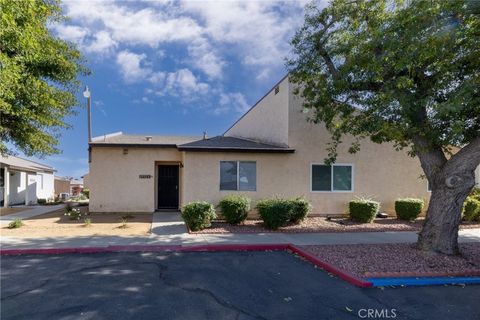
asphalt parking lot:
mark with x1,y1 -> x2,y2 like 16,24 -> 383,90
1,250 -> 479,320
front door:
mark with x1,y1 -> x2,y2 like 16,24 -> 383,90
157,165 -> 179,209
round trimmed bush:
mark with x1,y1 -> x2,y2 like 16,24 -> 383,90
349,200 -> 379,223
463,198 -> 480,222
289,197 -> 311,223
256,199 -> 292,230
181,201 -> 216,231
395,198 -> 424,220
219,195 -> 251,224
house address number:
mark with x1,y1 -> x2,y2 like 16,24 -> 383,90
139,174 -> 152,179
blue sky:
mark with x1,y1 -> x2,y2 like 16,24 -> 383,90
20,0 -> 312,178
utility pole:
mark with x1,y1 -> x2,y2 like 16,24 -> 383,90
83,86 -> 92,142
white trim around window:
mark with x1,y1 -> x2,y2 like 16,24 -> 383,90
310,163 -> 355,193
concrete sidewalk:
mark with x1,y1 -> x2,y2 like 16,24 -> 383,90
1,211 -> 479,249
0,204 -> 65,225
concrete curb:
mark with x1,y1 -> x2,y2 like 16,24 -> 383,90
287,244 -> 373,288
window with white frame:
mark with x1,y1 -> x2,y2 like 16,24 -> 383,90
311,164 -> 353,192
220,161 -> 256,191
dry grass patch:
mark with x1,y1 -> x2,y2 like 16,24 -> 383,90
1,207 -> 152,237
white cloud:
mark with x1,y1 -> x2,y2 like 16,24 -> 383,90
116,50 -> 152,83
142,96 -> 154,104
217,92 -> 250,114
187,38 -> 225,79
182,1 -> 305,75
155,68 -> 210,97
84,31 -> 117,54
54,25 -> 88,43
63,1 -> 202,47
59,1 -> 306,80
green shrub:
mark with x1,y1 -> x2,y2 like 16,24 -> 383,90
84,218 -> 92,226
219,195 -> 250,224
395,198 -> 424,220
82,188 -> 90,199
181,201 -> 217,231
289,197 -> 311,223
119,217 -> 128,228
37,198 -> 47,205
256,198 -> 292,230
463,198 -> 480,222
8,219 -> 24,229
64,206 -> 83,220
349,199 -> 380,223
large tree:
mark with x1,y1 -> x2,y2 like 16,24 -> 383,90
0,0 -> 88,156
288,0 -> 480,254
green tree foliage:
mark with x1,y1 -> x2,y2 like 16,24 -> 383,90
0,0 -> 89,156
288,0 -> 480,254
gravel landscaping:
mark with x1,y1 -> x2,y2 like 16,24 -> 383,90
191,217 -> 480,234
298,242 -> 480,279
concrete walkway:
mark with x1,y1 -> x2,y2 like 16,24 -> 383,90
0,204 -> 65,225
1,211 -> 479,250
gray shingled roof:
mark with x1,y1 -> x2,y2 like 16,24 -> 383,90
90,132 -> 201,147
177,136 -> 294,153
0,155 -> 55,173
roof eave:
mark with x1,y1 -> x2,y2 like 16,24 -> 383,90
177,147 -> 295,153
89,143 -> 179,148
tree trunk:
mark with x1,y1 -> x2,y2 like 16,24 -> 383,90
417,177 -> 474,255
414,136 -> 480,255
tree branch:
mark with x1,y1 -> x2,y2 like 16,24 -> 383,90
445,136 -> 480,174
412,135 -> 448,179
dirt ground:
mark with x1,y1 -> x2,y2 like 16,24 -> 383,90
0,207 -> 34,216
1,207 -> 152,237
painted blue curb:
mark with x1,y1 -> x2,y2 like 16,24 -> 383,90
367,276 -> 480,287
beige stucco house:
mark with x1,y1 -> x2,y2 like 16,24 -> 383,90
88,76 -> 479,215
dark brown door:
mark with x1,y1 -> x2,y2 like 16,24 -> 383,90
157,165 -> 179,209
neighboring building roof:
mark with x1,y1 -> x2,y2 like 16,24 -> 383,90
177,136 -> 295,153
0,154 -> 55,173
70,179 -> 83,186
89,132 -> 201,147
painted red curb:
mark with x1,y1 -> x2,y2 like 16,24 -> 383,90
287,244 -> 373,288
